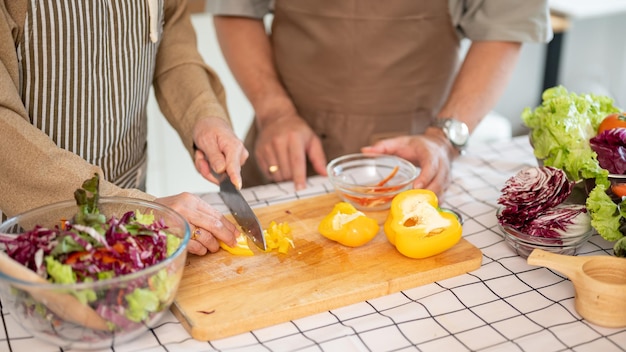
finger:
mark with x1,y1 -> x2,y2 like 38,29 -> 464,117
265,157 -> 286,182
154,193 -> 238,254
192,209 -> 239,247
187,239 -> 208,256
257,151 -> 279,181
224,161 -> 243,189
170,193 -> 238,246
275,133 -> 306,183
254,138 -> 279,180
194,150 -> 220,184
413,160 -> 435,190
202,145 -> 228,174
288,141 -> 308,191
228,146 -> 250,188
307,138 -> 328,176
190,226 -> 220,253
435,164 -> 452,198
417,159 -> 448,196
221,141 -> 248,186
361,140 -> 395,154
272,137 -> 292,181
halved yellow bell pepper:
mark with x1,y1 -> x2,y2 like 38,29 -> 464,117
384,189 -> 462,259
220,233 -> 254,256
318,202 -> 380,247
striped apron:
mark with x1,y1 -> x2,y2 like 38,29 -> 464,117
18,0 -> 163,190
241,0 -> 460,187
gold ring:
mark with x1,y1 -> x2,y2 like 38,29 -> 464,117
191,227 -> 201,240
268,165 -> 279,173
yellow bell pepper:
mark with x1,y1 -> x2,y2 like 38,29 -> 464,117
220,221 -> 295,256
384,189 -> 462,259
264,221 -> 295,254
220,233 -> 254,256
318,202 -> 380,247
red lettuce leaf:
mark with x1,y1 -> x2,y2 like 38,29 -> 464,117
589,127 -> 626,174
497,166 -> 574,230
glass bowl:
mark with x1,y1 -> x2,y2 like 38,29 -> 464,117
496,207 -> 594,258
0,197 -> 190,350
327,153 -> 419,211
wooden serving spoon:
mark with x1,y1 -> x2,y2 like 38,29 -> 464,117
527,248 -> 626,328
0,251 -> 109,331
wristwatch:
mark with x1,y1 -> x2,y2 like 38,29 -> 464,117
431,117 -> 469,151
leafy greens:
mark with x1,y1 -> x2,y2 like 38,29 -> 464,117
0,173 -> 182,329
522,85 -> 618,183
522,86 -> 625,253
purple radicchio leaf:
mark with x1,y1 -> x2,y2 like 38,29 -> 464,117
497,166 -> 574,230
589,127 -> 626,174
523,204 -> 591,244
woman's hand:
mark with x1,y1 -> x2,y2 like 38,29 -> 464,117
155,193 -> 239,256
193,117 -> 249,189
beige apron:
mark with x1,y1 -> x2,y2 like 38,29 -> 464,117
242,0 -> 460,188
18,0 -> 162,190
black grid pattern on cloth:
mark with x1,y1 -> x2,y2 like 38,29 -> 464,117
1,136 -> 625,352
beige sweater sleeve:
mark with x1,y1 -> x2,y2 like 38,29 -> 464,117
0,0 -> 229,217
153,0 -> 231,157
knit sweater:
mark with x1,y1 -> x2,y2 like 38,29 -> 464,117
0,0 -> 230,217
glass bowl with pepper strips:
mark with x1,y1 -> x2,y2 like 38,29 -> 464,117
327,153 -> 419,211
0,175 -> 190,350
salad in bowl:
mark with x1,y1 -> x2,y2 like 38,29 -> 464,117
0,174 -> 190,349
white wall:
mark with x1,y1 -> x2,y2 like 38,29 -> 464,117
493,12 -> 626,136
559,14 -> 626,107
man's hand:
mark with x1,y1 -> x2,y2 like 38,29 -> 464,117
255,113 -> 327,190
361,129 -> 456,198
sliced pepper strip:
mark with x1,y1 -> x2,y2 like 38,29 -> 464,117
318,202 -> 380,247
219,233 -> 254,256
384,189 -> 462,259
220,221 -> 295,256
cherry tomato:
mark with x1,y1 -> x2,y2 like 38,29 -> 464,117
598,112 -> 626,134
611,183 -> 626,198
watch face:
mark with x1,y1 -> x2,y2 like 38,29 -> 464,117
444,119 -> 469,147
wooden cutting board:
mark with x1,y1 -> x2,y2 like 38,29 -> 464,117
170,193 -> 482,341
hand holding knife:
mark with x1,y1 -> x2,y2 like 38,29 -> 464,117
211,170 -> 267,251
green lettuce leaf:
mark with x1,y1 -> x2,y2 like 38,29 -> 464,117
522,86 -> 620,181
150,269 -> 176,302
45,256 -> 76,284
166,233 -> 181,257
586,183 -> 624,242
125,288 -> 160,322
135,210 -> 155,226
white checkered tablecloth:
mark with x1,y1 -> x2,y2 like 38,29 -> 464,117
2,136 -> 625,352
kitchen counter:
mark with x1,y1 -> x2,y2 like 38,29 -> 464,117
2,136 -> 624,352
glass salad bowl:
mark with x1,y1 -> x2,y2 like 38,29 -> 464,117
327,153 -> 419,211
496,207 -> 595,258
0,197 -> 190,350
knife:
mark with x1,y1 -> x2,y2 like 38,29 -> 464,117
215,172 -> 267,251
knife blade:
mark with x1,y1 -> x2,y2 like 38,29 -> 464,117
216,174 -> 267,251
